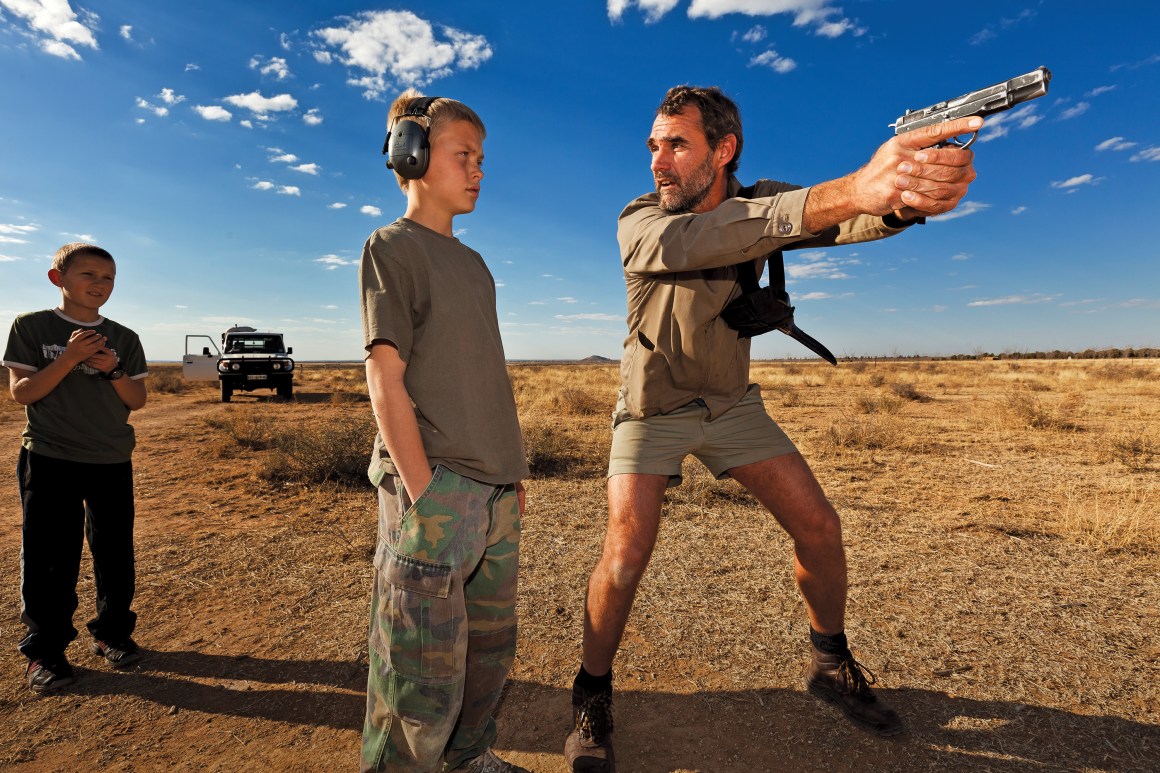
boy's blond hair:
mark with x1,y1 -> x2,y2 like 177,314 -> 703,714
52,242 -> 115,273
386,89 -> 486,191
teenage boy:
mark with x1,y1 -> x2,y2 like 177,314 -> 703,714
359,90 -> 530,773
3,242 -> 148,693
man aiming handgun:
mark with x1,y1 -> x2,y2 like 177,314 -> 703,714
564,86 -> 984,772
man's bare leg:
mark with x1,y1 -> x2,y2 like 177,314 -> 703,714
730,451 -> 903,736
581,472 -> 668,675
567,472 -> 668,772
728,452 -> 846,634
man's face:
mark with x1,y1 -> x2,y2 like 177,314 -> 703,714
648,106 -> 720,214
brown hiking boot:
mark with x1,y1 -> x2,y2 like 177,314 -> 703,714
564,690 -> 615,772
806,649 -> 903,736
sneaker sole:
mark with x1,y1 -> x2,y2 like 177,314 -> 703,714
808,681 -> 904,737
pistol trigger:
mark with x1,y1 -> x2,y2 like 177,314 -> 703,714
941,132 -> 978,150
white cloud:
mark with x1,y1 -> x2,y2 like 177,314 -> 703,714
252,181 -> 275,190
929,201 -> 991,221
135,97 -> 168,117
222,91 -> 298,117
360,205 -> 382,217
270,152 -> 299,163
315,254 -> 356,270
0,253 -> 22,262
239,120 -> 253,129
0,223 -> 40,237
1096,136 -> 1137,152
741,24 -> 766,42
290,163 -> 320,175
557,297 -> 578,304
119,25 -> 132,41
951,252 -> 970,261
303,108 -> 323,126
313,10 -> 493,99
554,313 -> 623,321
977,104 -> 1041,142
328,202 -> 347,209
608,0 -> 680,23
185,63 -> 200,72
277,186 -> 300,196
194,105 -> 232,121
786,257 -> 853,280
1085,85 -> 1115,98
158,88 -> 185,105
686,1 -> 865,37
1,0 -> 99,59
1130,146 -> 1160,163
749,49 -> 796,73
250,55 -> 291,81
1058,101 -> 1090,120
968,293 -> 1057,307
1051,174 -> 1098,190
1011,206 -> 1027,215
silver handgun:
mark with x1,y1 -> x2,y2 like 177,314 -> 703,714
892,66 -> 1052,148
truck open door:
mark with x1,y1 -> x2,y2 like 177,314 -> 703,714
183,335 -> 221,381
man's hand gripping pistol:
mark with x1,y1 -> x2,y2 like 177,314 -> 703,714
892,66 -> 1052,149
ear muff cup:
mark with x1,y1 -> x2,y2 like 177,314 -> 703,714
386,119 -> 430,180
383,96 -> 440,181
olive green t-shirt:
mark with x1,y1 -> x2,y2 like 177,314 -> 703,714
359,218 -> 528,487
2,309 -> 148,464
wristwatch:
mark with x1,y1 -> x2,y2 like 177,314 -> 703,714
101,366 -> 126,381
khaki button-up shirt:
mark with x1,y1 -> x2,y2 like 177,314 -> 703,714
613,175 -> 913,424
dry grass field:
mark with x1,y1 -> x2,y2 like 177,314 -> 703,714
0,359 -> 1157,771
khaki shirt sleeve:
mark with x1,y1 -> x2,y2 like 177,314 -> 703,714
618,185 -> 816,276
617,177 -> 920,275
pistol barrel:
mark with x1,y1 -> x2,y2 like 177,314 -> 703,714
893,66 -> 1052,135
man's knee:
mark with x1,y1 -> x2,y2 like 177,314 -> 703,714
595,545 -> 651,592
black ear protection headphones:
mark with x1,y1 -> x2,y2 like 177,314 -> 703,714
382,96 -> 441,180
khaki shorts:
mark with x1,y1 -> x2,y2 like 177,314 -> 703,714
608,384 -> 797,487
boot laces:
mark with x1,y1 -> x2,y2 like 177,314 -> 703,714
837,656 -> 878,699
576,692 -> 614,742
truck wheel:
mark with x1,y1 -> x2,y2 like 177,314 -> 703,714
221,382 -> 232,403
277,381 -> 293,400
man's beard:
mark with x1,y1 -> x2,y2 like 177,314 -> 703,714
656,153 -> 717,213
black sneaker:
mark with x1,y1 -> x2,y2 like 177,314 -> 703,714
91,638 -> 142,668
27,656 -> 75,694
806,648 -> 903,736
564,689 -> 615,772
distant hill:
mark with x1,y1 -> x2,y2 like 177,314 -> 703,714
579,355 -> 616,363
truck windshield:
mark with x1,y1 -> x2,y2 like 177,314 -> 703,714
227,336 -> 284,354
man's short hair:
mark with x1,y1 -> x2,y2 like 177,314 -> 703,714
386,89 -> 487,191
52,243 -> 115,273
657,85 -> 744,175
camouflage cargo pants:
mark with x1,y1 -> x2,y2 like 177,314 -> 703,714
361,465 -> 521,773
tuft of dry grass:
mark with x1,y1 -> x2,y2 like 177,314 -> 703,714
999,388 -> 1085,431
1061,481 -> 1158,552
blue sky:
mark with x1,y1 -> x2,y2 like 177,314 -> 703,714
1,1 -> 1157,361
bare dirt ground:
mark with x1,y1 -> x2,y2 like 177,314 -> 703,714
1,359 -> 1157,772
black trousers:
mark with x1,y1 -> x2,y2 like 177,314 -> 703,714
17,447 -> 137,660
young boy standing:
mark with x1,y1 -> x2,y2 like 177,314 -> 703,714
359,91 -> 530,773
3,242 -> 148,693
